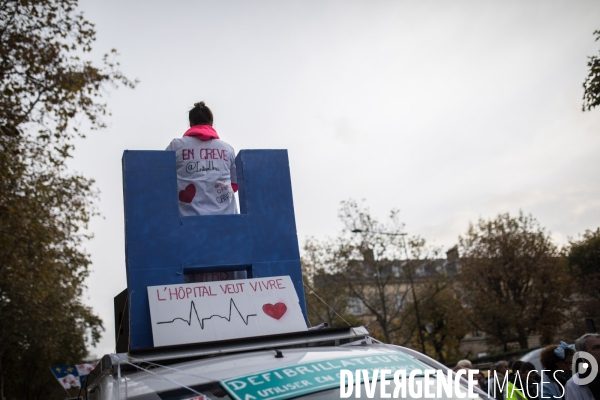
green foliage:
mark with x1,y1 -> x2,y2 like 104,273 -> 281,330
567,228 -> 600,285
0,0 -> 135,165
566,228 -> 600,327
583,30 -> 600,111
403,279 -> 468,364
0,135 -> 103,398
0,0 -> 135,398
457,212 -> 572,351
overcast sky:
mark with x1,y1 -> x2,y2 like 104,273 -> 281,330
71,0 -> 600,357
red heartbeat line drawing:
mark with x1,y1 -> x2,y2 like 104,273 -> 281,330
156,298 -> 257,329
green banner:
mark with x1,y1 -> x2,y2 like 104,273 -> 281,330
220,353 -> 428,400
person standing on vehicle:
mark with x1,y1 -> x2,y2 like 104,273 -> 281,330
538,342 -> 575,400
166,101 -> 238,216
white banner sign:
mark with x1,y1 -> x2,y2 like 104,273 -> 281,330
147,276 -> 307,347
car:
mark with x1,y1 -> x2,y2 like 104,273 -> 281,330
85,326 -> 492,400
104,149 -> 493,399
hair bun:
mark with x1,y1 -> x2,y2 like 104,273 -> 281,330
193,101 -> 206,108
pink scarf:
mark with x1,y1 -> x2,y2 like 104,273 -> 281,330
183,125 -> 219,140
182,124 -> 237,193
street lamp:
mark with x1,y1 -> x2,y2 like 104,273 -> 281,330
351,229 -> 427,355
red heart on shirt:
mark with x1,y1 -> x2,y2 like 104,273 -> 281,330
178,184 -> 196,203
262,303 -> 287,320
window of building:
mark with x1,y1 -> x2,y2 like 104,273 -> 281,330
347,297 -> 365,315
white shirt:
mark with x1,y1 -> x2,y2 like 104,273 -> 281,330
565,374 -> 594,400
166,136 -> 238,216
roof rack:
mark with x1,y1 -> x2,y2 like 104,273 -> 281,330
91,326 -> 370,382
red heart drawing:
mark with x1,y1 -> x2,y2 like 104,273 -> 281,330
262,303 -> 287,320
178,184 -> 196,203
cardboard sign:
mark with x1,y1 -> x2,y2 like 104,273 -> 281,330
123,150 -> 307,350
147,276 -> 307,347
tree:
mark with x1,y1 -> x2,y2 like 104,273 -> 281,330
332,200 -> 418,345
302,200 -> 476,362
302,238 -> 362,328
302,200 -> 435,349
457,212 -> 572,351
302,200 -> 468,361
0,137 -> 105,398
1,0 -> 134,159
402,273 -> 468,364
566,228 -> 600,330
583,30 -> 600,111
301,200 -> 412,343
0,0 -> 134,397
